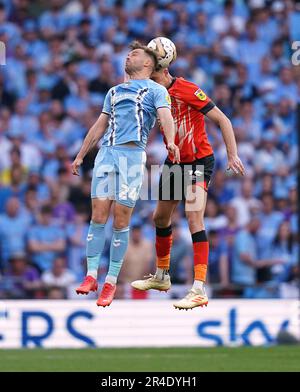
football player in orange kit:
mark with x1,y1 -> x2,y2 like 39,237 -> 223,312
131,69 -> 245,310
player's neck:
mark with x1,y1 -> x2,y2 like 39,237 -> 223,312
128,71 -> 149,80
166,75 -> 175,89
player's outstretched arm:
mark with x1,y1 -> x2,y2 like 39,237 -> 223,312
206,106 -> 245,176
71,113 -> 109,176
157,107 -> 180,163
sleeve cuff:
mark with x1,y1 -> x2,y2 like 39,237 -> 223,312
102,111 -> 110,115
200,101 -> 215,115
156,105 -> 171,110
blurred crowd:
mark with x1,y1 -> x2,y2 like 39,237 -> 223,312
0,0 -> 299,300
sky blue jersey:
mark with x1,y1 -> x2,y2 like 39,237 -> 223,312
101,79 -> 171,149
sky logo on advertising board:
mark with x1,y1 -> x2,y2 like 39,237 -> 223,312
197,308 -> 289,346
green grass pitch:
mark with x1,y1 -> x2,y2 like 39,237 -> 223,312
1,346 -> 300,372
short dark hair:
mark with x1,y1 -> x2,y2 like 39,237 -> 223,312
129,40 -> 159,71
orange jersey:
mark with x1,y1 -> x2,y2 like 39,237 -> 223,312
165,77 -> 215,162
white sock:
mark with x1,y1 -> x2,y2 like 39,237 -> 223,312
105,275 -> 117,285
87,271 -> 97,279
192,280 -> 204,292
155,268 -> 169,280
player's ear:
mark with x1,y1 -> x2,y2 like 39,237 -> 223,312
144,57 -> 151,69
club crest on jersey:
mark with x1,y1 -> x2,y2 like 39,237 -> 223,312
194,88 -> 207,101
166,94 -> 171,105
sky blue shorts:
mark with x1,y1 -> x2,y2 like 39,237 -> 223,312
91,145 -> 146,208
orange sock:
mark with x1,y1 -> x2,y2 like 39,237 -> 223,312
192,231 -> 209,282
155,226 -> 172,270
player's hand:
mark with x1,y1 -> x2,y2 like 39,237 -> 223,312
227,155 -> 245,176
167,143 -> 180,163
71,156 -> 83,176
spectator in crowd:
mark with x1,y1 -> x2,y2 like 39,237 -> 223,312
232,99 -> 262,144
0,146 -> 27,185
204,197 -> 227,232
254,131 -> 285,174
232,216 -> 284,298
255,172 -> 274,198
0,197 -> 31,269
220,204 -> 240,241
169,224 -> 192,285
270,221 -> 298,285
46,286 -> 66,299
0,163 -> 27,210
219,204 -> 240,287
24,169 -> 51,205
119,223 -> 154,298
89,58 -> 116,94
209,169 -> 235,206
2,253 -> 41,299
41,256 -> 76,293
3,128 -> 42,171
23,186 -> 40,222
257,193 -> 284,258
9,98 -> 39,143
68,173 -> 92,217
288,186 -> 298,237
27,205 -> 66,272
207,230 -> 229,290
230,178 -> 261,227
51,169 -> 76,227
66,206 -> 89,281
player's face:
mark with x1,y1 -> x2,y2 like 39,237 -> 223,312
125,49 -> 147,74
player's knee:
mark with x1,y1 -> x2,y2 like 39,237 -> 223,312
153,211 -> 169,228
113,208 -> 131,229
113,216 -> 129,229
91,211 -> 108,225
185,211 -> 205,232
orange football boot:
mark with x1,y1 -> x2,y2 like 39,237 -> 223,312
96,282 -> 116,307
76,276 -> 98,295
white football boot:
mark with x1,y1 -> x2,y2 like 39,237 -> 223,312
173,287 -> 208,310
131,273 -> 171,292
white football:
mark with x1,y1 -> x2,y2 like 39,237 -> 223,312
147,37 -> 177,69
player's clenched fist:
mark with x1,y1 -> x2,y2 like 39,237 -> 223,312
167,143 -> 180,164
71,156 -> 83,176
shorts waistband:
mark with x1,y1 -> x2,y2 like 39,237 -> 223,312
104,145 -> 144,152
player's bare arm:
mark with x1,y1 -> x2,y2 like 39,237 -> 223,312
71,113 -> 109,176
205,106 -> 245,176
240,253 -> 283,269
157,107 -> 180,163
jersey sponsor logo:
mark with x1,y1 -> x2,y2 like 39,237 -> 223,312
112,92 -> 137,104
194,88 -> 207,101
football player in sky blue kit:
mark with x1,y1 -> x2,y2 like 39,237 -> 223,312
71,42 -> 180,307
